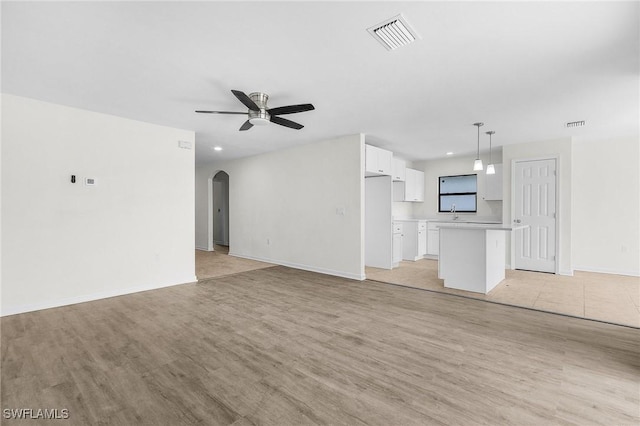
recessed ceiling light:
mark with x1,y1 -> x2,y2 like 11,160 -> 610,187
446,152 -> 454,156
213,146 -> 222,151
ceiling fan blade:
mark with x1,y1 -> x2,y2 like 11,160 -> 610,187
267,104 -> 315,116
239,120 -> 253,131
231,90 -> 260,111
195,110 -> 248,115
270,116 -> 304,130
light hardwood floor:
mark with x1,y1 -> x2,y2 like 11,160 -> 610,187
366,259 -> 640,328
2,266 -> 639,425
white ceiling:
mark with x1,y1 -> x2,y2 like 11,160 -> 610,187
2,1 -> 638,164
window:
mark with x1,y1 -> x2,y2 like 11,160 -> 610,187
439,174 -> 477,213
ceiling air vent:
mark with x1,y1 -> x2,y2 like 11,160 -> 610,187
566,120 -> 585,128
367,14 -> 419,51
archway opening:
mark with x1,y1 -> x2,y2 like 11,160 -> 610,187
212,171 -> 230,251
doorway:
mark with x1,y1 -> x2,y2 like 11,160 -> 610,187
212,171 -> 230,250
513,158 -> 557,273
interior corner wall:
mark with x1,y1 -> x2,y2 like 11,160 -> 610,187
1,94 -> 196,316
195,134 -> 365,280
572,135 -> 640,276
502,138 -> 572,275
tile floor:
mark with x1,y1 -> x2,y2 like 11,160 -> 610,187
366,259 -> 640,328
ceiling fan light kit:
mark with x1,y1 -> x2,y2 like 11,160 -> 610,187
196,89 -> 314,131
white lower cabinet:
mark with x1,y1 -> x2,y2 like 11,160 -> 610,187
392,222 -> 403,267
398,220 -> 427,261
418,227 -> 427,257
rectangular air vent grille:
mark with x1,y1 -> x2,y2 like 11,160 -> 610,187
566,120 -> 585,128
367,14 -> 419,51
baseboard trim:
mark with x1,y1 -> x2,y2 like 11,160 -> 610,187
1,276 -> 198,317
229,252 -> 365,281
195,245 -> 210,251
572,265 -> 639,277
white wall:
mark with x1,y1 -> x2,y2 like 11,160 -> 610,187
1,95 -> 196,315
503,138 -> 572,275
392,200 -> 413,219
195,134 -> 365,280
411,153 -> 503,221
572,136 -> 639,276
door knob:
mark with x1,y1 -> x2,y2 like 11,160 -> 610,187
514,219 -> 521,223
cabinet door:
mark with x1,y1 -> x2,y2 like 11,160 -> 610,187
392,158 -> 406,181
404,170 -> 415,200
377,148 -> 393,175
413,169 -> 425,202
415,171 -> 424,201
365,145 -> 379,175
401,222 -> 418,261
365,145 -> 392,176
418,229 -> 427,256
404,169 -> 425,202
393,232 -> 402,263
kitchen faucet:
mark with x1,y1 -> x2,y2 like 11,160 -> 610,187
451,204 -> 459,220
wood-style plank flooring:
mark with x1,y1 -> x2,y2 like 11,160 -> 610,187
2,266 -> 639,425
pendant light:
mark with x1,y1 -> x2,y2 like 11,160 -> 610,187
473,122 -> 484,171
485,130 -> 496,175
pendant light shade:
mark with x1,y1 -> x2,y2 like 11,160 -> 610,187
486,130 -> 495,175
473,122 -> 484,171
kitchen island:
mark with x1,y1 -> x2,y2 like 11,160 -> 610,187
437,223 -> 526,294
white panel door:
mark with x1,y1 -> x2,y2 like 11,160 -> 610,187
514,159 -> 557,273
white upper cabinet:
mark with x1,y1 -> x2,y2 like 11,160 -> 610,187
365,144 -> 393,177
394,168 -> 424,202
409,169 -> 425,202
392,158 -> 406,182
484,163 -> 503,201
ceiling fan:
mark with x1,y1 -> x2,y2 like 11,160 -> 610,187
196,90 -> 315,131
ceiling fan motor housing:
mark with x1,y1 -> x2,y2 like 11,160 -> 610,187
248,92 -> 270,125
